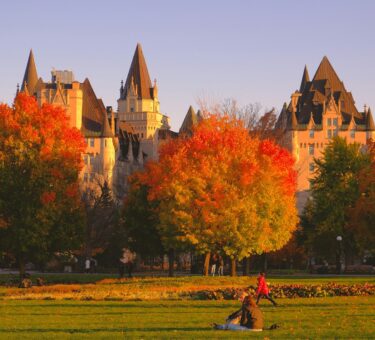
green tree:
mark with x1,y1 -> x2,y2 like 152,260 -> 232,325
303,137 -> 371,266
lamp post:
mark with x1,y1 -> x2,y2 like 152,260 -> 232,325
336,236 -> 342,274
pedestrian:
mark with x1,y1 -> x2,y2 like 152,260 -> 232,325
85,258 -> 90,274
256,272 -> 277,306
218,256 -> 224,276
211,254 -> 217,276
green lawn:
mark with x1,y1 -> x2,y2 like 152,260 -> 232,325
0,296 -> 374,339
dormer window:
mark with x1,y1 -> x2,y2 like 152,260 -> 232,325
350,129 -> 355,139
130,107 -> 134,112
327,118 -> 332,126
309,130 -> 314,138
333,118 -> 338,127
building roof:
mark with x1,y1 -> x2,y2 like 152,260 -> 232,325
179,106 -> 198,135
123,43 -> 153,100
21,50 -> 38,95
299,65 -> 310,92
366,108 -> 375,131
80,78 -> 112,138
278,56 -> 366,129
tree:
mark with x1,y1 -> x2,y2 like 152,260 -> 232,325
349,140 -> 375,253
81,178 -> 119,260
302,137 -> 371,266
0,94 -> 85,276
122,178 -> 165,259
133,115 -> 298,276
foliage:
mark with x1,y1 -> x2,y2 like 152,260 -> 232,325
302,137 -> 371,260
0,94 -> 85,273
349,140 -> 375,253
121,181 -> 164,258
81,179 -> 119,258
133,115 -> 298,262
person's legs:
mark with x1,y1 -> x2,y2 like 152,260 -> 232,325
225,324 -> 262,331
256,294 -> 262,304
264,294 -> 277,306
211,264 -> 216,276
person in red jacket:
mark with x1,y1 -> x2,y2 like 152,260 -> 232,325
256,272 -> 277,306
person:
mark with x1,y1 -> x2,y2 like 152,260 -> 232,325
122,249 -> 136,278
84,258 -> 90,273
256,272 -> 277,306
213,295 -> 264,331
211,254 -> 217,276
218,256 -> 224,276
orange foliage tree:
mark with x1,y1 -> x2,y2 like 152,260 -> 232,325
0,94 -> 86,276
132,115 -> 298,276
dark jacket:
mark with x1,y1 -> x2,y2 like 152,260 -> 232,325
240,305 -> 264,329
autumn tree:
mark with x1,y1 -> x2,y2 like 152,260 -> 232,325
302,137 -> 371,266
0,94 -> 85,276
133,115 -> 298,276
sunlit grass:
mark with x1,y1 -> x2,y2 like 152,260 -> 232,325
0,296 -> 374,339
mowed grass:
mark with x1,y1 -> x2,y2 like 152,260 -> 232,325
0,296 -> 374,339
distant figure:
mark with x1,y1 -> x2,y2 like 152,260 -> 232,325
85,258 -> 91,274
218,256 -> 224,276
121,249 -> 136,278
214,295 -> 264,331
211,254 -> 217,276
256,272 -> 277,306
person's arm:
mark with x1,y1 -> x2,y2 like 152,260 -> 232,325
227,308 -> 242,320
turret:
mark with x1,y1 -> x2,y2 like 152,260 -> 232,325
21,50 -> 38,96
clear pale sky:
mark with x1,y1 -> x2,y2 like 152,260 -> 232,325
1,0 -> 374,130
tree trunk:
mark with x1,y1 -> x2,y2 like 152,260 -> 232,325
243,257 -> 250,276
230,258 -> 237,277
168,248 -> 175,277
263,253 -> 268,272
19,257 -> 25,279
203,252 -> 211,276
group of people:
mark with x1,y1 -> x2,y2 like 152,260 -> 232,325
213,272 -> 278,332
210,254 -> 224,276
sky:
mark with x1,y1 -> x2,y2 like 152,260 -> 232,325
1,0 -> 375,130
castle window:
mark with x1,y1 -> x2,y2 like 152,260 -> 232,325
327,129 -> 332,138
130,107 -> 134,112
303,143 -> 306,148
309,144 -> 314,155
327,118 -> 332,127
309,163 -> 315,172
90,138 -> 94,147
89,155 -> 94,164
333,118 -> 338,127
84,173 -> 88,182
309,130 -> 314,138
350,129 -> 355,139
84,155 -> 88,165
141,133 -> 144,138
333,129 -> 338,137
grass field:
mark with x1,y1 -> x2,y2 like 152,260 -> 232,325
1,275 -> 374,301
0,296 -> 374,339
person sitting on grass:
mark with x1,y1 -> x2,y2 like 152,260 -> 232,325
213,295 -> 264,331
256,272 -> 277,306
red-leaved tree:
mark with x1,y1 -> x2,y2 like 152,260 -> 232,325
0,94 -> 86,276
131,114 -> 298,276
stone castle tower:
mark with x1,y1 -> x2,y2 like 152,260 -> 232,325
277,56 -> 375,212
117,44 -> 170,159
20,50 -> 117,190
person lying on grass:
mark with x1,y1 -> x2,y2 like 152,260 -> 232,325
213,295 -> 264,331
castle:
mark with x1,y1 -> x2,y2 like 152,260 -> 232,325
19,49 -> 375,210
276,56 -> 375,211
19,45 -> 196,200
